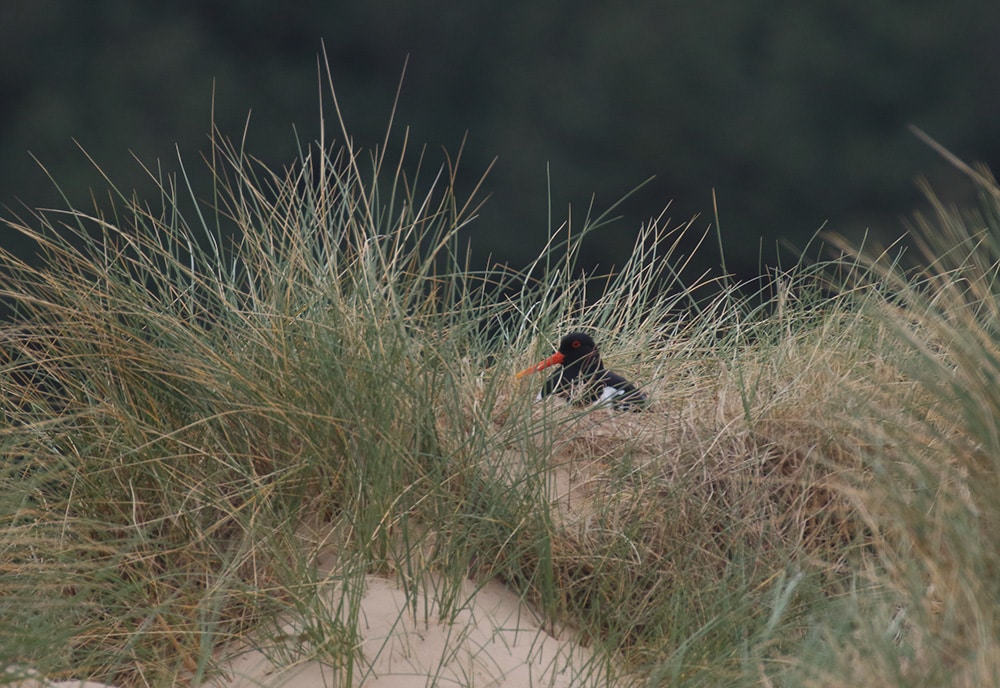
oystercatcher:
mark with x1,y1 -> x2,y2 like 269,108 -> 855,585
516,332 -> 648,411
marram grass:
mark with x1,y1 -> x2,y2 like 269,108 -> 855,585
2,88 -> 1000,686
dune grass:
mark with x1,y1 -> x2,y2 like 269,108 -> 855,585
2,76 -> 1000,686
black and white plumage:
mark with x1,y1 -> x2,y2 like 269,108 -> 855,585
516,332 -> 648,411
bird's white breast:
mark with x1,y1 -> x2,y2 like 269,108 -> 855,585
595,386 -> 625,405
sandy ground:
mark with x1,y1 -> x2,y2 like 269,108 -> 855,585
10,573 -> 611,688
211,574 -> 610,688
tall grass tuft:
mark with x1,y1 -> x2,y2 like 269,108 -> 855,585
800,168 -> 1000,687
0,91 -> 506,682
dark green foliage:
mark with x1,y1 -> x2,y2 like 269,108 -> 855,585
2,2 -> 999,280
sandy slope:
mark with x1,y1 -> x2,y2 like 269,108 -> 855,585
212,575 -> 610,688
10,574 -> 612,688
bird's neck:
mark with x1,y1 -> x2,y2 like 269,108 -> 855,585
567,353 -> 602,376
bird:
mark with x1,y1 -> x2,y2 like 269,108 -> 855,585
516,331 -> 648,411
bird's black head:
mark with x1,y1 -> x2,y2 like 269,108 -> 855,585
557,331 -> 599,368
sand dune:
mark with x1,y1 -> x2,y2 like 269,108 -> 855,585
11,573 -> 614,688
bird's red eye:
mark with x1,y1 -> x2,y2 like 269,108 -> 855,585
571,340 -> 582,349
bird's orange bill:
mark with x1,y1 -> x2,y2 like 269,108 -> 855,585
515,351 -> 565,379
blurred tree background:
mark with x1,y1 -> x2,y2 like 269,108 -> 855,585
2,0 -> 998,281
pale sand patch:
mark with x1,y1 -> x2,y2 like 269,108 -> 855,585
211,575 -> 616,688
10,575 -> 617,688
4,665 -> 118,688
